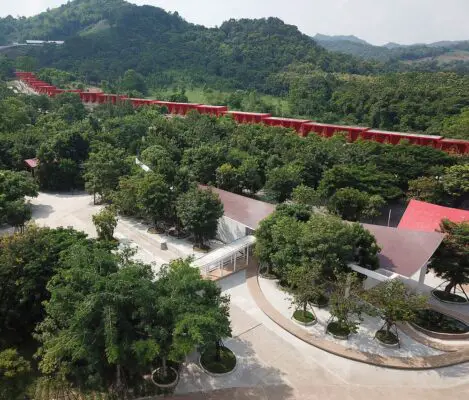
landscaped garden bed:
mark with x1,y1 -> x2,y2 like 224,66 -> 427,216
326,321 -> 351,340
375,329 -> 399,347
413,309 -> 469,334
199,344 -> 236,375
151,366 -> 179,388
432,290 -> 468,304
292,310 -> 317,326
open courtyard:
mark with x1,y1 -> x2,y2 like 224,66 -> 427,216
17,191 -> 469,399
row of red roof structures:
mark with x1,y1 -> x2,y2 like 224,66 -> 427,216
15,71 -> 469,154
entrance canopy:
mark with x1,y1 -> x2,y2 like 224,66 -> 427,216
193,235 -> 256,276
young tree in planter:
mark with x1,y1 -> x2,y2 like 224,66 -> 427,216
176,188 -> 224,250
364,280 -> 427,345
430,219 -> 469,302
327,272 -> 366,338
288,262 -> 327,324
154,259 -> 232,381
92,206 -> 118,242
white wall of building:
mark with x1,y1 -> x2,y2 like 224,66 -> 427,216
217,216 -> 248,244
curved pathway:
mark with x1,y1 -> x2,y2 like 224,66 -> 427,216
246,263 -> 469,369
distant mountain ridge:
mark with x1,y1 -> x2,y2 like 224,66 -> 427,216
314,34 -> 469,64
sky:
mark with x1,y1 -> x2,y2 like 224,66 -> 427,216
1,0 -> 469,45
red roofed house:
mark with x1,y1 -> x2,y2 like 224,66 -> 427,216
24,158 -> 39,177
398,199 -> 469,233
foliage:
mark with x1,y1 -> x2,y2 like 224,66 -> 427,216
443,164 -> 469,206
430,220 -> 469,293
288,262 -> 326,316
255,210 -> 379,282
264,163 -> 304,202
137,172 -> 173,228
176,188 -> 224,248
0,348 -> 31,400
364,280 -> 427,335
0,170 -> 38,228
318,164 -> 402,201
328,272 -> 366,335
0,225 -> 88,349
121,69 -> 147,96
154,259 -> 231,378
84,142 -> 131,203
407,176 -> 447,205
35,243 -> 159,392
327,188 -> 369,221
92,206 -> 118,241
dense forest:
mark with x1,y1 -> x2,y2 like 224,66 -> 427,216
1,1 -> 469,137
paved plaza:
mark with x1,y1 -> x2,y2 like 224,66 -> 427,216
23,192 -> 469,399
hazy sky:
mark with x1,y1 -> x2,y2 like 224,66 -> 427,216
1,0 -> 468,45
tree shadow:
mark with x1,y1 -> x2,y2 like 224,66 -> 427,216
176,337 -> 294,399
31,203 -> 54,219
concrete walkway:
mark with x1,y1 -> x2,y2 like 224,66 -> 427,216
176,270 -> 469,399
246,262 -> 469,369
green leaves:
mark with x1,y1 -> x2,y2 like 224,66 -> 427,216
176,188 -> 224,247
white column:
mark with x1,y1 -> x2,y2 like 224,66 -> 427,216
418,264 -> 428,285
234,253 -> 237,272
246,245 -> 250,265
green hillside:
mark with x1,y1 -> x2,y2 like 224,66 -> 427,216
0,0 -> 375,90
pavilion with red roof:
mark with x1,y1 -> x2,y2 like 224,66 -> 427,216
398,199 -> 469,233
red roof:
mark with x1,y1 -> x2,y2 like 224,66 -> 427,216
398,200 -> 469,232
24,158 -> 39,168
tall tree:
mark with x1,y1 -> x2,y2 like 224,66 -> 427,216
83,142 -> 131,204
0,226 -> 88,349
443,164 -> 469,206
430,220 -> 469,294
92,206 -> 118,241
176,188 -> 224,249
36,244 -> 159,393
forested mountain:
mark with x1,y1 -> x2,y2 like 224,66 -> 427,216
0,0 -> 375,90
315,34 -> 469,71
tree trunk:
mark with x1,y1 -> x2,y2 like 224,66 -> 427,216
162,356 -> 167,379
386,320 -> 392,334
215,340 -> 222,362
303,301 -> 307,318
445,281 -> 456,293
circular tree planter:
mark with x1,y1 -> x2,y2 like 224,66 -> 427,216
311,295 -> 329,308
292,310 -> 317,327
193,245 -> 210,253
199,345 -> 237,377
431,290 -> 468,305
148,227 -> 165,235
326,322 -> 350,340
375,330 -> 400,348
151,367 -> 179,388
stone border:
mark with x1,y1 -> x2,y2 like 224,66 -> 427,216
151,367 -> 179,388
246,263 -> 469,369
432,290 -> 469,305
198,350 -> 238,377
